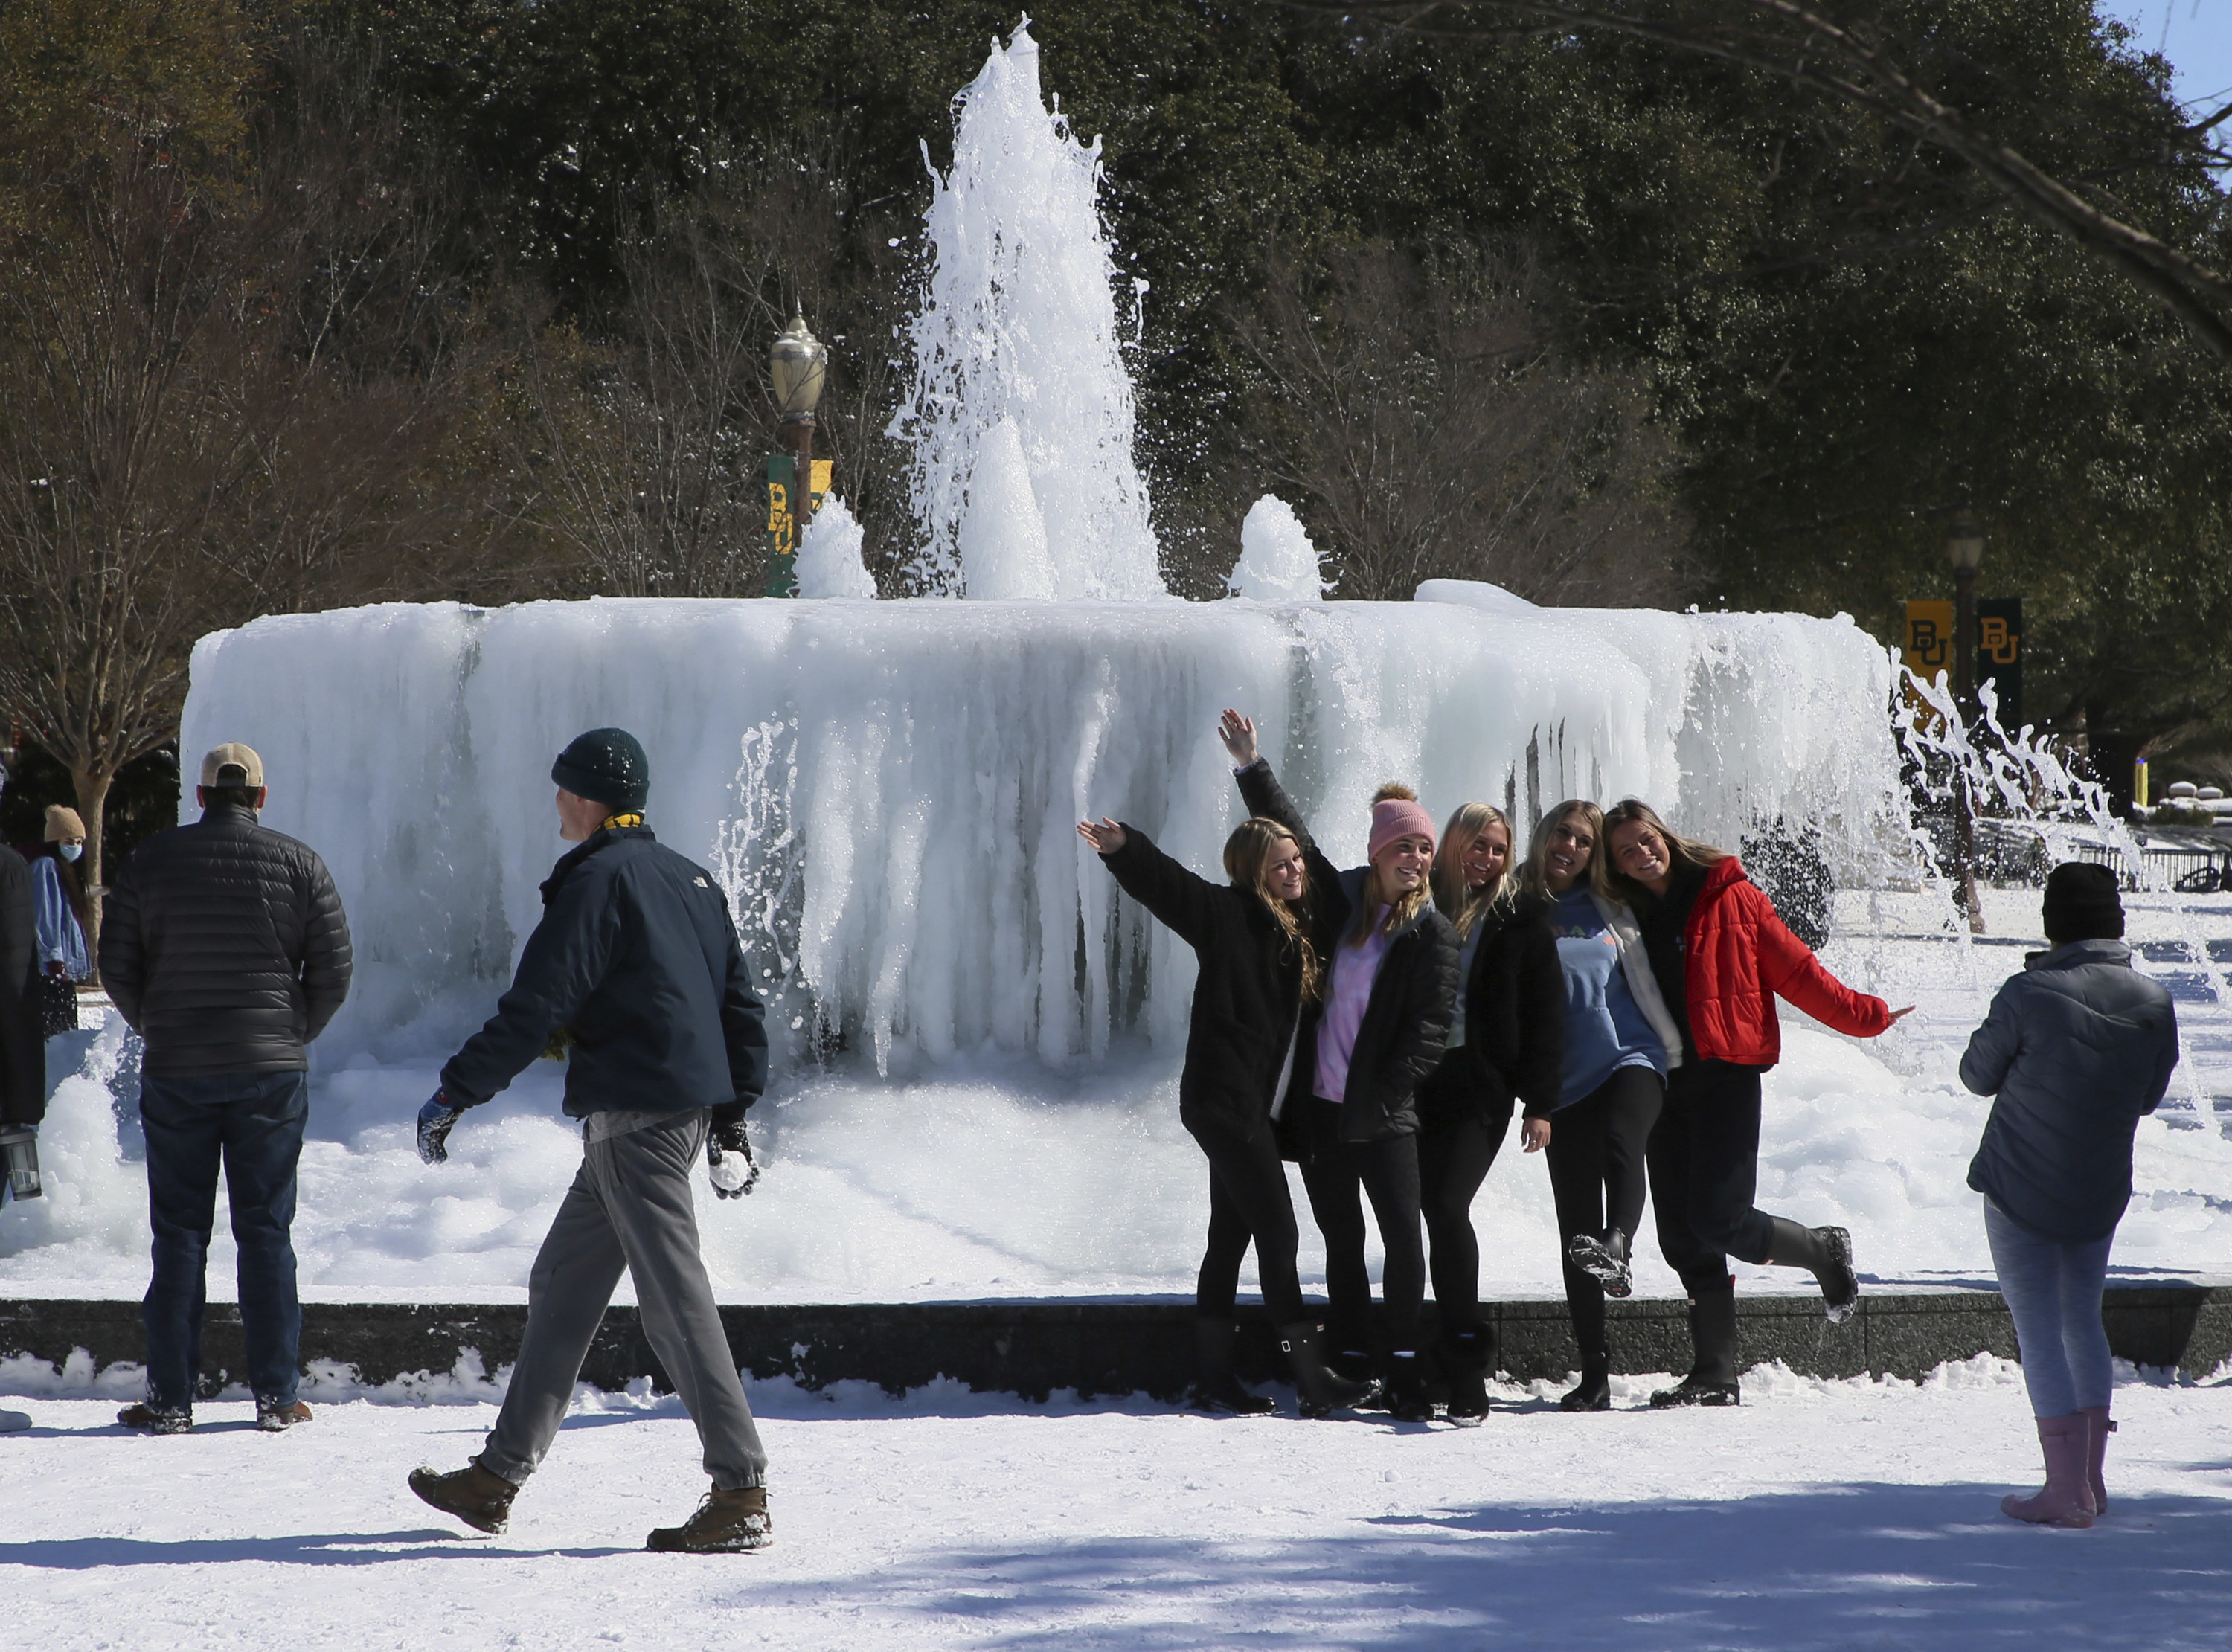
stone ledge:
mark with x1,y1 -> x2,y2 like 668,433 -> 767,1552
2,1287 -> 2223,1403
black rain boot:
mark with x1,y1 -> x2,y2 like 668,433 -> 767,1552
1386,1350 -> 1433,1423
1190,1318 -> 1276,1415
1567,1228 -> 1634,1299
1441,1325 -> 1492,1427
1277,1322 -> 1380,1418
1558,1352 -> 1612,1412
1651,1278 -> 1741,1407
1768,1218 -> 1859,1324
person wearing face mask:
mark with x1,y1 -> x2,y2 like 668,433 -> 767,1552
1600,799 -> 1910,1410
1524,800 -> 1683,1412
1219,711 -> 1459,1424
1416,803 -> 1563,1424
1080,785 -> 1374,1420
18,806 -> 92,1035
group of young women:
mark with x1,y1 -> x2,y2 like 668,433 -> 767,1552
1078,711 -> 1911,1422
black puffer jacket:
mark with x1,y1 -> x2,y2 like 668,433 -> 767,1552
440,824 -> 767,1123
0,846 -> 42,1125
1420,892 -> 1565,1128
100,801 -> 353,1076
1098,826 -> 1319,1140
1235,761 -> 1458,1147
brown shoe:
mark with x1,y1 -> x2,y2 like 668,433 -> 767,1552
646,1485 -> 772,1553
257,1399 -> 312,1432
408,1460 -> 519,1535
117,1402 -> 192,1435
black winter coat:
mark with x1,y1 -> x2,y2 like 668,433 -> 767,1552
1421,893 -> 1565,1128
1098,825 -> 1316,1140
100,802 -> 353,1076
440,824 -> 768,1123
0,846 -> 42,1125
1234,761 -> 1458,1147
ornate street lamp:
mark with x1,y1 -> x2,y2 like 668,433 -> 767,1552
1948,509 -> 1986,933
772,313 -> 827,531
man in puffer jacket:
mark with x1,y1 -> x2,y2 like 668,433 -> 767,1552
99,743 -> 353,1435
1963,861 -> 2178,1529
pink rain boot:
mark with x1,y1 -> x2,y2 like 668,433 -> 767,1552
2001,1413 -> 2096,1528
2079,1407 -> 2114,1515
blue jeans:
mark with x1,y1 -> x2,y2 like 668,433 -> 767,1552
1984,1197 -> 2114,1418
139,1070 -> 309,1410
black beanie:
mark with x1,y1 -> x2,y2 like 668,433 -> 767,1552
2041,861 -> 2123,944
551,727 -> 650,814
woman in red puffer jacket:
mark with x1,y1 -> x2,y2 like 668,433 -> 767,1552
1602,800 -> 1912,1410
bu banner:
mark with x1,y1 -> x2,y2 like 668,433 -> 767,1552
1902,597 -> 2022,729
765,454 -> 833,597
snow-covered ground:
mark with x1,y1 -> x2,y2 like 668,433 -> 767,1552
3,1357 -> 2229,1651
5,887 -> 2231,1306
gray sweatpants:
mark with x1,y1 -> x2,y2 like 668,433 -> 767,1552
480,1110 -> 767,1490
1984,1196 -> 2115,1419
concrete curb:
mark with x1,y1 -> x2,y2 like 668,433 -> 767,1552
4,1287 -> 2227,1401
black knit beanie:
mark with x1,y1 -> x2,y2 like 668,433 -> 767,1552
551,727 -> 650,814
2041,861 -> 2123,944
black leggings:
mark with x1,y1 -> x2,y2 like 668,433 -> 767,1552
1299,1112 -> 1426,1357
1415,1057 -> 1513,1341
1190,1117 -> 1307,1325
1543,1065 -> 1664,1362
1648,1059 -> 1777,1295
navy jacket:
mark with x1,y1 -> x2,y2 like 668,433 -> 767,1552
0,847 -> 42,1125
441,825 -> 767,1123
1960,939 -> 2179,1244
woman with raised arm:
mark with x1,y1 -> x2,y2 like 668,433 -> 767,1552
1525,801 -> 1682,1412
1417,803 -> 1563,1424
1601,800 -> 1911,1410
1077,804 -> 1374,1419
1219,711 -> 1459,1424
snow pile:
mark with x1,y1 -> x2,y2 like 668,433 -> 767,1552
792,497 -> 877,600
1226,495 -> 1330,600
888,19 -> 1161,600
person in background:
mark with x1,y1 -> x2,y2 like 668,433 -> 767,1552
1525,800 -> 1679,1412
1961,861 -> 2178,1529
0,785 -> 36,1433
1079,795 -> 1373,1420
22,806 -> 91,1033
409,727 -> 775,1552
1222,710 -> 1458,1423
1601,800 -> 1907,1410
99,743 -> 353,1436
1417,803 -> 1562,1424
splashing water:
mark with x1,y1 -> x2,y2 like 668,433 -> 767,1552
794,498 -> 878,600
1226,495 -> 1330,601
888,19 -> 1163,600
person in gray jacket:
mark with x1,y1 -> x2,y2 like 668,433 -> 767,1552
1960,861 -> 2178,1529
408,727 -> 772,1554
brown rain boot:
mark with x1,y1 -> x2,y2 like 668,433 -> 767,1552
257,1400 -> 313,1433
647,1485 -> 774,1553
409,1459 -> 520,1535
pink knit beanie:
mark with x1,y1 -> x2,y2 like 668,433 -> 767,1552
1368,797 -> 1437,861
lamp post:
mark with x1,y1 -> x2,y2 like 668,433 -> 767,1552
1948,510 -> 1986,933
772,312 -> 827,533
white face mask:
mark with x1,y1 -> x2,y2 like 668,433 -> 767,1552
57,843 -> 83,862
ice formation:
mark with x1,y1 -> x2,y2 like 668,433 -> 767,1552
793,497 -> 877,600
888,20 -> 1162,600
1226,495 -> 1330,600
956,417 -> 1057,600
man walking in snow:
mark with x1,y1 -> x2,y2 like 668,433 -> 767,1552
100,743 -> 353,1434
408,727 -> 773,1552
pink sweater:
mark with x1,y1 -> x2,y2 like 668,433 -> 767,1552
1313,908 -> 1393,1105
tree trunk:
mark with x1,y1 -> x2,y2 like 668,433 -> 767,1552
70,766 -> 115,985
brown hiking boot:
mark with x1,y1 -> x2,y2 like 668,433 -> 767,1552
646,1485 -> 772,1553
408,1460 -> 519,1535
257,1400 -> 312,1432
117,1402 -> 192,1435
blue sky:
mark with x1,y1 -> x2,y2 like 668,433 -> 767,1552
2100,1 -> 2232,107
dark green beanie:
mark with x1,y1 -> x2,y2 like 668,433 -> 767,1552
551,727 -> 650,813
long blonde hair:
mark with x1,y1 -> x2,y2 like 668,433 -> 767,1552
1432,802 -> 1515,939
1600,798 -> 1729,904
1347,782 -> 1435,946
1224,817 -> 1322,1002
1517,799 -> 1611,904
